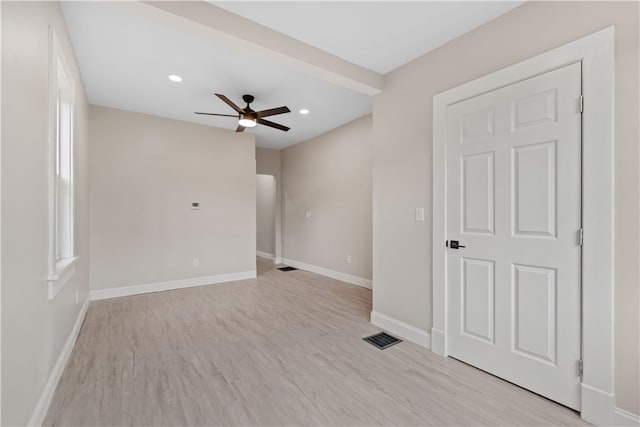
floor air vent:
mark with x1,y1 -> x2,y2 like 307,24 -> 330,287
278,266 -> 298,271
363,332 -> 402,350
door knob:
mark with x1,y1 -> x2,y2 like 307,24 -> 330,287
446,240 -> 466,249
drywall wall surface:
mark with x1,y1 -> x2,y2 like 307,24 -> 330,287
1,2 -> 91,424
256,175 -> 276,255
89,106 -> 256,291
282,114 -> 372,280
256,147 -> 282,261
256,146 -> 281,177
371,0 -> 638,414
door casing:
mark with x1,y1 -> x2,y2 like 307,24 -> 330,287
432,27 -> 614,425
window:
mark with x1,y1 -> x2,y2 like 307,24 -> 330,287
55,61 -> 73,260
47,27 -> 77,300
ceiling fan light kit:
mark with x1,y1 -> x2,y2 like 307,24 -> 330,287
238,114 -> 257,127
195,93 -> 291,133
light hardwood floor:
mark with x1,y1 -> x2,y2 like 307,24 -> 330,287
44,258 -> 587,426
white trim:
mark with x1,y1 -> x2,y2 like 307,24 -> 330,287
281,258 -> 372,289
47,256 -> 79,300
28,296 -> 90,427
48,26 -> 76,294
432,27 -> 615,423
256,250 -> 274,260
47,26 -> 57,277
90,271 -> 257,301
613,408 -> 640,427
581,383 -> 615,426
0,3 -> 3,421
430,327 -> 446,356
273,257 -> 283,265
371,311 -> 431,349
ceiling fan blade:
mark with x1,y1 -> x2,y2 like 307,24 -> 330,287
235,125 -> 246,133
215,93 -> 243,113
256,106 -> 290,118
257,118 -> 290,132
194,112 -> 238,117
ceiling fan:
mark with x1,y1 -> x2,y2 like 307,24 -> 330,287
195,93 -> 291,133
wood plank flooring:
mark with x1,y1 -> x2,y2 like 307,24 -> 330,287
44,258 -> 587,426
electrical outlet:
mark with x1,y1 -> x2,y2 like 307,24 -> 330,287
192,258 -> 199,267
347,255 -> 352,264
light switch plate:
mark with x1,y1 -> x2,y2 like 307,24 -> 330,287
415,207 -> 425,222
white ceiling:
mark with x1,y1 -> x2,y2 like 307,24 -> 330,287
61,1 -> 524,149
61,2 -> 372,149
212,1 -> 524,74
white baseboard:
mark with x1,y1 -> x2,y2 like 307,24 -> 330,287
256,250 -> 274,260
281,258 -> 372,289
430,327 -> 447,356
614,408 -> 640,426
273,257 -> 282,265
581,382 -> 615,426
28,296 -> 90,426
90,271 -> 257,301
370,311 -> 431,349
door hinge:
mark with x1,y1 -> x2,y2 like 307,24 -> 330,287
579,228 -> 584,246
579,95 -> 584,113
578,359 -> 584,378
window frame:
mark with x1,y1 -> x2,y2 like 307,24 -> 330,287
47,27 -> 78,300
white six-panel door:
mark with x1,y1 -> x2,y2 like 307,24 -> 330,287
446,62 -> 582,409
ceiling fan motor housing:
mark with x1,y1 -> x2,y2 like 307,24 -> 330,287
195,93 -> 291,132
242,94 -> 255,105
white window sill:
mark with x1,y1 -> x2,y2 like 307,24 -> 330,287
48,256 -> 79,300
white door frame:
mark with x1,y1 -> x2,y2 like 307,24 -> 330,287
432,27 -> 614,425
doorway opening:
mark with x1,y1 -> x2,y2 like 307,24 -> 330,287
256,174 -> 278,273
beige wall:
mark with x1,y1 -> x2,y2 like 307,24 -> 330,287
89,106 -> 256,291
256,147 -> 282,177
256,175 -> 276,255
1,2 -> 91,424
372,1 -> 639,414
256,147 -> 282,261
283,114 -> 372,280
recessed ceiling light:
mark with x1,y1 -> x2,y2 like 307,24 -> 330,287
299,109 -> 310,115
168,74 -> 182,82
